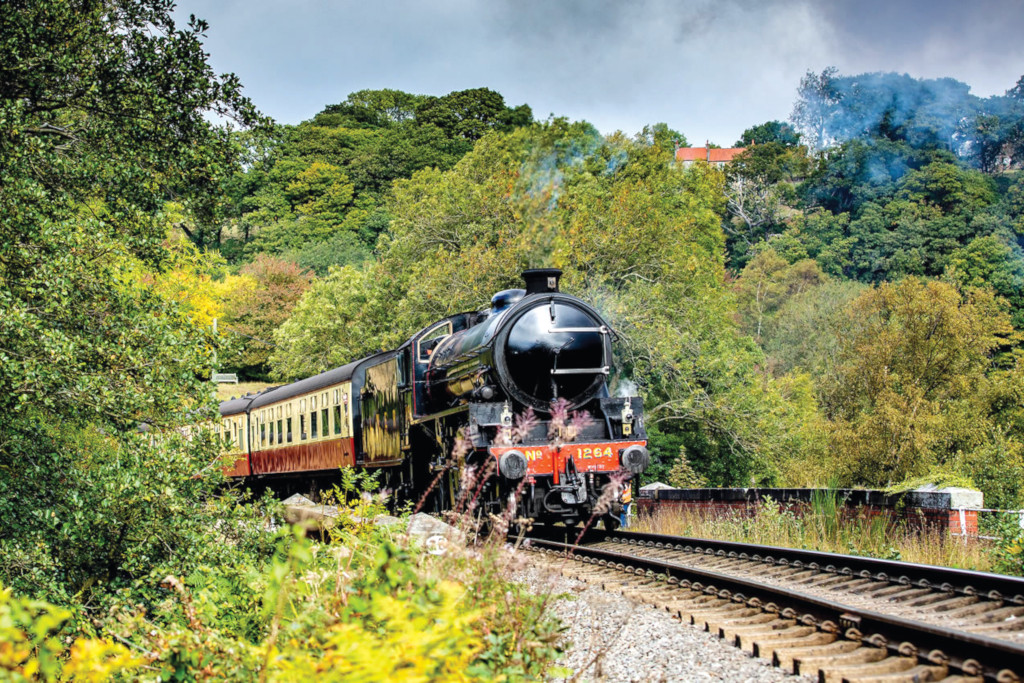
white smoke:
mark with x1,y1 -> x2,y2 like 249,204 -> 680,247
616,379 -> 638,398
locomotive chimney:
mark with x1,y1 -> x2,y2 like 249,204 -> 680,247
522,268 -> 561,294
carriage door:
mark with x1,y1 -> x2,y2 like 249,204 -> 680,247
359,356 -> 403,465
397,348 -> 412,451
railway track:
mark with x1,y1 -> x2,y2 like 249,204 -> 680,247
523,527 -> 1024,682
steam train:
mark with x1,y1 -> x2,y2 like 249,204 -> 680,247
216,269 -> 648,528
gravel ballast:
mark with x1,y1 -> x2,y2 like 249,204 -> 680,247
515,561 -> 813,682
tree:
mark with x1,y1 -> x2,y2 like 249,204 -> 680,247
732,250 -> 827,341
790,67 -> 842,151
636,123 -> 687,155
415,87 -> 532,141
791,69 -> 980,154
737,121 -> 801,147
273,121 -> 827,486
945,235 -> 1024,327
222,255 -> 314,375
723,143 -> 811,263
219,87 -> 528,260
822,279 -> 1015,490
320,88 -> 428,127
0,0 -> 267,599
761,279 -> 867,378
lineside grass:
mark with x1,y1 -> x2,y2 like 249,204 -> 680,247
631,496 -> 995,573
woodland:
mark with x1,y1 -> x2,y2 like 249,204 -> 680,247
2,0 -> 1024,678
210,71 -> 1024,509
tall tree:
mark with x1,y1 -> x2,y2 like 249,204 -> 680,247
736,121 -> 801,147
790,67 -> 842,151
222,255 -> 314,375
822,279 -> 1015,492
0,0 -> 266,597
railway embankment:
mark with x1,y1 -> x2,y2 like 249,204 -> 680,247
523,527 -> 1024,682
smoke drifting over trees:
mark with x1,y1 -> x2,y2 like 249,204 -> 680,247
792,69 -> 1024,168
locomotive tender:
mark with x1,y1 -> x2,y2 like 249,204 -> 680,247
218,269 -> 648,528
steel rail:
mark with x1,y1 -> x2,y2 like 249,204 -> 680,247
527,525 -> 1024,603
524,534 -> 1024,680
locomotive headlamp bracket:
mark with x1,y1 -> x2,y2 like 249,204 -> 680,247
621,403 -> 635,436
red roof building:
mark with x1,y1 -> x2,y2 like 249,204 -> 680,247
675,144 -> 746,168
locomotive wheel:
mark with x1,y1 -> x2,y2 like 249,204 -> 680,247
601,513 -> 621,532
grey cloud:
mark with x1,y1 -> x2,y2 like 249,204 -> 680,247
175,0 -> 1023,146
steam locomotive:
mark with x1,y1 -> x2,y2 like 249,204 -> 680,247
217,269 -> 648,528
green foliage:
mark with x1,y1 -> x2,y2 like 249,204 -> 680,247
666,448 -> 707,488
0,585 -> 142,681
274,121 -> 827,487
981,513 -> 1024,576
218,87 -> 534,265
84,516 -> 563,681
281,230 -> 374,277
414,87 -> 533,141
821,278 -> 1019,500
636,123 -> 687,154
723,143 -> 812,266
0,418 -> 285,604
789,68 -> 1024,164
732,250 -> 827,342
221,255 -> 314,375
0,0 -> 282,619
641,425 -> 688,486
737,120 -> 801,147
760,279 -> 868,377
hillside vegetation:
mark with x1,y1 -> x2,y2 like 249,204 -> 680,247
3,0 -> 1024,678
212,70 -> 1024,509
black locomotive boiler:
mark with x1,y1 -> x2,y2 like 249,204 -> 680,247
217,269 -> 648,528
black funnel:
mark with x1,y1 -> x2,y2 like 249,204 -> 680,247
522,268 -> 562,294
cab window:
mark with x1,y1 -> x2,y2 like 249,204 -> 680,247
417,322 -> 452,363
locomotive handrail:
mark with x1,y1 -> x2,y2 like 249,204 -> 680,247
548,326 -> 610,334
551,367 -> 610,375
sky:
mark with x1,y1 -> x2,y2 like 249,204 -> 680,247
174,0 -> 1024,147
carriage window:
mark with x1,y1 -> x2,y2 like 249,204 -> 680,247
260,422 -> 266,446
300,415 -> 306,440
417,322 -> 452,363
277,419 -> 283,444
334,405 -> 342,435
286,417 -> 293,443
321,408 -> 329,437
310,411 -> 318,438
333,389 -> 339,404
311,395 -> 317,410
